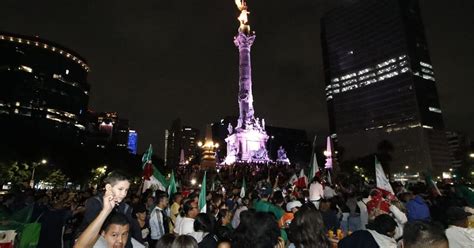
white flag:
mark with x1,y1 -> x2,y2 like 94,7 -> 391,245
375,156 -> 394,194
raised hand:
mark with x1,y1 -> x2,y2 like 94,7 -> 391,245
102,191 -> 116,214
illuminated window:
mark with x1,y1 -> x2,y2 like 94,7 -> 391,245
428,107 -> 442,114
420,61 -> 433,69
422,74 -> 435,81
421,68 -> 434,75
19,65 -> 33,73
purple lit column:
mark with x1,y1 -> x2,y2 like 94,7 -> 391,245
234,31 -> 256,129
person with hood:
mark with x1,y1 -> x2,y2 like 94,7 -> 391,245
338,214 -> 398,248
405,192 -> 430,222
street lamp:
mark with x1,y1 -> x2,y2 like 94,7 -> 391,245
469,153 -> 474,158
405,165 -> 409,170
30,159 -> 47,188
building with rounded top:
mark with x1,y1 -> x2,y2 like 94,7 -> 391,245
0,31 -> 90,146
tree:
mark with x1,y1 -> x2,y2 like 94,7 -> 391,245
42,169 -> 69,188
0,161 -> 31,187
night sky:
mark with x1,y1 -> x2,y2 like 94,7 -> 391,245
1,0 -> 473,154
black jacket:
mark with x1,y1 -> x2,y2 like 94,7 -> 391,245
338,230 -> 379,248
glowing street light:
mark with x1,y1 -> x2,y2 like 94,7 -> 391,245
470,153 -> 474,158
405,165 -> 409,170
191,179 -> 196,185
30,158 -> 48,188
197,141 -> 203,147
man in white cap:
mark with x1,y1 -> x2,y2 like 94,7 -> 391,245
279,200 -> 302,229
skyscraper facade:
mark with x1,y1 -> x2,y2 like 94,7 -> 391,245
0,32 -> 90,147
164,118 -> 200,167
321,0 -> 451,177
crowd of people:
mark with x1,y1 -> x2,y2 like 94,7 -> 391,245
1,169 -> 473,248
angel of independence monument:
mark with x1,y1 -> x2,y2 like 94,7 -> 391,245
223,0 -> 273,165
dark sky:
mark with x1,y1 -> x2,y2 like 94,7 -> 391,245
1,0 -> 473,155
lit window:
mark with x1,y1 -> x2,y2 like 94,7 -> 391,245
19,65 -> 33,73
421,68 -> 434,75
420,61 -> 433,69
422,74 -> 435,81
428,107 -> 442,114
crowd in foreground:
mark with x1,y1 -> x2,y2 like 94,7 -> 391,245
1,170 -> 473,248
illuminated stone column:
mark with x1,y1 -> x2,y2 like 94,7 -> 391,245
234,31 -> 256,129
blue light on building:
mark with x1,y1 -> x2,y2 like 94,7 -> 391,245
128,130 -> 138,154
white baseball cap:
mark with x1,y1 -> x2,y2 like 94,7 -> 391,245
286,200 -> 302,212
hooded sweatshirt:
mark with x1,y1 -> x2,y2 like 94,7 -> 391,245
406,195 -> 430,222
367,229 -> 397,248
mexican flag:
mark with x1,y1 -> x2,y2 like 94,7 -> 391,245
142,144 -> 168,192
198,171 -> 207,213
240,177 -> 246,198
375,156 -> 394,195
295,168 -> 307,189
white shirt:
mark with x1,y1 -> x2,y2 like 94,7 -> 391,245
149,207 -> 167,240
232,206 -> 248,229
389,205 -> 407,240
190,231 -> 208,243
93,236 -> 145,248
324,186 -> 337,199
174,217 -> 195,235
445,225 -> 474,248
356,198 -> 369,230
309,182 -> 324,201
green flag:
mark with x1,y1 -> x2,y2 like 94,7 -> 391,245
168,170 -> 177,198
198,171 -> 207,213
307,136 -> 318,183
240,177 -> 246,198
424,172 -> 442,196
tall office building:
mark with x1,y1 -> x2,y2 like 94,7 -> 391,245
0,32 -> 90,148
164,118 -> 200,166
128,130 -> 138,154
181,126 -> 200,163
321,0 -> 451,177
84,111 -> 133,151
